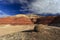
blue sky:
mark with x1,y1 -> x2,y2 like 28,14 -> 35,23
0,0 -> 32,15
0,0 -> 60,17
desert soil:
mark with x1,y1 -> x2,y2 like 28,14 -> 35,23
0,25 -> 34,36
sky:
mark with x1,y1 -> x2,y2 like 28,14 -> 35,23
0,0 -> 31,15
31,0 -> 60,14
0,0 -> 60,17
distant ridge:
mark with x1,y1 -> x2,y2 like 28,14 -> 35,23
25,13 -> 60,16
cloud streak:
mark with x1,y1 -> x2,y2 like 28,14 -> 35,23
0,10 -> 10,17
31,0 -> 60,14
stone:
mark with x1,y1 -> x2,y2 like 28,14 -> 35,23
34,24 -> 60,40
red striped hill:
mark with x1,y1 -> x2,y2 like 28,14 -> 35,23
0,14 -> 33,25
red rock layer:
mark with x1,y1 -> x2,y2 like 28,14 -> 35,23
31,16 -> 56,24
0,17 -> 33,25
40,16 -> 56,24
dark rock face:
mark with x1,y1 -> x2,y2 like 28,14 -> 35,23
31,16 -> 60,27
31,16 -> 56,24
49,16 -> 60,27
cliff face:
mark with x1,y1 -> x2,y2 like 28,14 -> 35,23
39,16 -> 56,25
30,15 -> 60,27
49,16 -> 60,26
30,16 -> 56,24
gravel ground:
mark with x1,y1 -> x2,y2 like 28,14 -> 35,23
0,24 -> 60,40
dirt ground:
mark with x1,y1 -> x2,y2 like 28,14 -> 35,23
0,24 -> 34,36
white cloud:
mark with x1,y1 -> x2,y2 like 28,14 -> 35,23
31,0 -> 60,14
